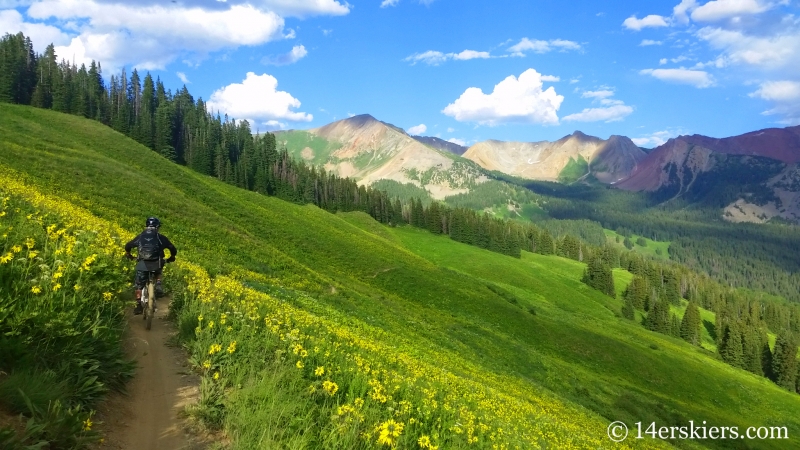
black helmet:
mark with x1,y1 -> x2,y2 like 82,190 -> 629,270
145,217 -> 161,228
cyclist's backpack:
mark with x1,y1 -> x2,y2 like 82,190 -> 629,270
138,229 -> 162,261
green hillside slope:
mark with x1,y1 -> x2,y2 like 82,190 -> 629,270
2,104 -> 799,449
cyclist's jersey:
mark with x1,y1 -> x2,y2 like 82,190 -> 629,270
124,230 -> 178,271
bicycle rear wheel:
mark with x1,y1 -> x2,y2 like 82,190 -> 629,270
145,280 -> 156,330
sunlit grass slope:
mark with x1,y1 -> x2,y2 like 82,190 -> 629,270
2,104 -> 799,449
604,229 -> 671,260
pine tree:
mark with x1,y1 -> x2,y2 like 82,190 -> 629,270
680,301 -> 702,345
772,333 -> 798,391
623,276 -> 649,310
796,364 -> 800,394
31,44 -> 56,109
623,237 -> 633,250
762,337 -> 774,381
0,33 -> 37,105
538,230 -> 554,255
645,299 -> 670,334
622,296 -> 635,320
742,326 -> 764,376
581,255 -> 615,297
720,321 -> 744,369
670,314 -> 681,337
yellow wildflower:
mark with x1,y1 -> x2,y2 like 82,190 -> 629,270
31,286 -> 42,294
213,372 -> 220,380
11,245 -> 22,253
208,343 -> 222,355
296,360 -> 304,369
202,360 -> 211,369
25,237 -> 35,249
377,419 -> 403,446
103,292 -> 113,301
418,436 -> 433,449
53,283 -> 61,292
0,253 -> 11,264
83,418 -> 92,431
322,380 -> 339,396
74,284 -> 82,291
227,341 -> 237,354
314,366 -> 325,376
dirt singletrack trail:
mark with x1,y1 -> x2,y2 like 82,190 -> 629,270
94,297 -> 204,450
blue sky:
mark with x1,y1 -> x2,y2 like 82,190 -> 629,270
1,0 -> 799,147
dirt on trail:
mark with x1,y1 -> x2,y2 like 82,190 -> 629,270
92,298 -> 206,450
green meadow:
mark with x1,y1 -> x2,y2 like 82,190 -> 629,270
1,104 -> 799,449
605,229 -> 672,260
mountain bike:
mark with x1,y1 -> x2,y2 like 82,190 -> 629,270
141,270 -> 158,330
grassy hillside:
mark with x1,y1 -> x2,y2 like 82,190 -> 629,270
276,130 -> 341,166
2,104 -> 799,449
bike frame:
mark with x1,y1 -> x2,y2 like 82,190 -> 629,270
141,271 -> 158,330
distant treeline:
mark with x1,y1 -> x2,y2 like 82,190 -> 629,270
2,32 -> 798,393
517,175 -> 800,304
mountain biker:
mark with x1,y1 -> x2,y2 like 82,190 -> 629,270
124,217 -> 178,315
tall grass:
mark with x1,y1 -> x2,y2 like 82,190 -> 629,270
169,263 -> 631,449
0,172 -> 134,448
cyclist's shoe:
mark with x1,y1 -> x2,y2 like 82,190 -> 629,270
156,280 -> 164,298
133,302 -> 143,315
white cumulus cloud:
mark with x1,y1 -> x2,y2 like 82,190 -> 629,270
581,89 -> 615,99
2,0 -> 348,71
262,45 -> 308,66
563,104 -> 634,123
541,74 -> 560,82
640,68 -> 715,88
622,14 -> 669,31
0,9 -> 69,52
697,26 -> 800,69
750,80 -> 800,101
452,50 -> 490,60
750,80 -> 800,124
631,130 -> 680,148
404,49 -> 490,65
691,0 -> 771,22
407,124 -> 427,135
206,72 -> 312,126
442,69 -> 564,126
673,0 -> 699,24
565,89 -> 633,122
25,0 -> 285,71
380,0 -> 400,7
447,137 -> 468,146
640,39 -> 663,46
507,38 -> 581,56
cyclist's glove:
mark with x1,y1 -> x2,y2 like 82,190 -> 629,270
166,256 -> 176,263
125,253 -> 135,260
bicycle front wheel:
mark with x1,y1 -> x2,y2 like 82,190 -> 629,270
145,280 -> 156,330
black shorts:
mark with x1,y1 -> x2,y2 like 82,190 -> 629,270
134,269 -> 162,289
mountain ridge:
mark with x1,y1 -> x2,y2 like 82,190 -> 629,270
278,114 -> 488,199
462,130 -> 646,183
